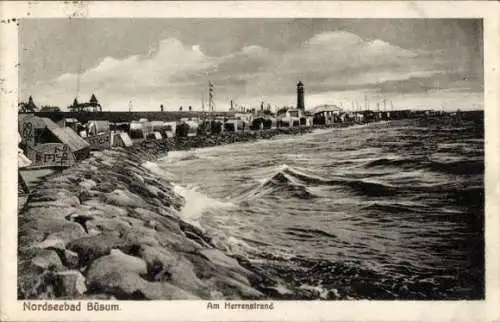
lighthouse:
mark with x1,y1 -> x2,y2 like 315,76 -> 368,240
297,81 -> 305,111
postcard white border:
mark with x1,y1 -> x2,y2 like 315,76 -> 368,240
1,1 -> 499,321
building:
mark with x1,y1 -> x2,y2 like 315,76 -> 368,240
18,114 -> 90,167
18,96 -> 38,113
276,107 -> 304,127
39,106 -> 61,112
297,81 -> 305,111
68,94 -> 102,112
310,104 -> 343,125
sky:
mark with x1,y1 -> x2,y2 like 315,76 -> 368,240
19,19 -> 484,111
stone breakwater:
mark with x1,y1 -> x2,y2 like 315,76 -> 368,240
17,126 -> 347,300
163,127 -> 313,151
18,144 -> 269,300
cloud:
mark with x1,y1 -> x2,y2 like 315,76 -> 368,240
25,31 -> 481,111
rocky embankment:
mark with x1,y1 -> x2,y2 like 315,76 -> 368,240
18,145 -> 267,300
164,127 -> 313,151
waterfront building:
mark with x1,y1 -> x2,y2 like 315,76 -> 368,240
68,94 -> 102,112
310,104 -> 343,125
223,119 -> 245,132
18,96 -> 38,113
276,107 -> 303,127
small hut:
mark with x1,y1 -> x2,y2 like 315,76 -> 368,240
18,115 -> 90,167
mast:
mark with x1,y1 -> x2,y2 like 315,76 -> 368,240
208,81 -> 215,112
201,92 -> 205,112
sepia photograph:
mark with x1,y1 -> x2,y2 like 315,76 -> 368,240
1,1 -> 499,321
16,16 -> 485,301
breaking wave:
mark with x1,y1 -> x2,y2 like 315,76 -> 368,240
155,118 -> 484,300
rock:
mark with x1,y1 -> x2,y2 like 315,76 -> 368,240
32,249 -> 65,271
142,281 -> 200,300
131,172 -> 145,185
105,189 -> 146,208
199,249 -> 240,269
29,189 -> 81,208
79,179 -> 97,190
122,227 -> 160,248
101,204 -> 129,217
137,246 -> 204,293
86,250 -> 149,298
21,218 -> 86,247
85,271 -> 147,299
34,237 -> 65,251
55,270 -> 87,297
145,184 -> 162,197
63,249 -> 79,269
84,216 -> 131,236
24,206 -> 78,220
67,235 -> 124,266
87,249 -> 148,281
121,216 -> 146,228
133,208 -> 183,235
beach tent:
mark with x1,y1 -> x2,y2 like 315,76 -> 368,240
129,121 -> 148,139
147,131 -> 163,140
112,132 -> 133,148
87,120 -> 110,136
58,118 -> 81,133
184,120 -> 199,137
151,121 -> 165,132
163,122 -> 176,137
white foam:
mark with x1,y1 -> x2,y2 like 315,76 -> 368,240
161,150 -> 198,162
299,284 -> 330,299
173,185 -> 235,223
141,160 -> 176,180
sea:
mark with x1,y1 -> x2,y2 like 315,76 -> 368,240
149,117 -> 484,300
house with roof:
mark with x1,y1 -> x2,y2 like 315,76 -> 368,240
309,104 -> 343,125
276,107 -> 305,128
19,114 -> 90,168
18,96 -> 38,113
68,94 -> 102,112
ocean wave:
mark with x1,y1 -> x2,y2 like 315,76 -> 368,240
364,157 -> 424,169
285,227 -> 338,240
427,159 -> 484,175
362,202 -> 434,214
173,184 -> 236,230
234,165 -> 328,200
